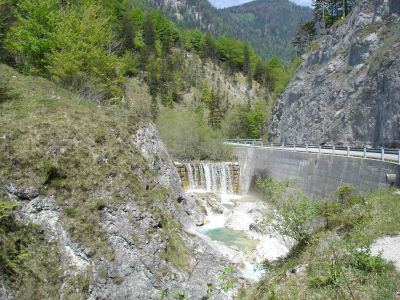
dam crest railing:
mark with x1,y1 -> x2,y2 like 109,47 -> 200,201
225,139 -> 400,165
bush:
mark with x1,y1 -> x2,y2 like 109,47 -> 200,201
43,160 -> 62,183
262,188 -> 320,244
347,247 -> 387,274
222,101 -> 269,139
335,185 -> 354,203
120,52 -> 138,77
94,128 -> 106,144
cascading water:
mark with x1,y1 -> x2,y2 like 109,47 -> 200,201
182,162 -> 282,282
184,162 -> 234,195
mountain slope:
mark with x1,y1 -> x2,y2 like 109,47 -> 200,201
223,0 -> 313,59
269,0 -> 400,147
138,0 -> 312,60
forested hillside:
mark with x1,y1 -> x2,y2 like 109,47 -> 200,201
223,0 -> 313,60
0,0 -> 299,160
134,0 -> 312,60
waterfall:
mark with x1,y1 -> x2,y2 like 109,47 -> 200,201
185,163 -> 196,190
184,162 -> 235,195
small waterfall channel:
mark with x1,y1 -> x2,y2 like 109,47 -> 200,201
176,162 -> 292,282
185,162 -> 234,195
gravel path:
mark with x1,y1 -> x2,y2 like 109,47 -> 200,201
371,235 -> 400,272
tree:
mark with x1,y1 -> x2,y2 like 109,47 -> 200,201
48,3 -> 122,100
147,60 -> 159,98
150,11 -> 179,52
246,101 -> 267,139
293,20 -> 317,55
144,14 -> 155,52
221,103 -> 249,139
313,0 -> 356,32
208,89 -> 223,129
5,0 -> 58,74
203,33 -> 216,59
0,0 -> 14,61
243,44 -> 252,88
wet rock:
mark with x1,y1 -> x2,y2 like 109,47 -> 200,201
207,197 -> 224,214
196,218 -> 205,226
249,223 -> 264,234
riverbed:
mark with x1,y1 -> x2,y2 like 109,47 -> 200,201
191,192 -> 292,282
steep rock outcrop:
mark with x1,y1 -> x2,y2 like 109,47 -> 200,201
0,65 -> 237,299
270,0 -> 400,147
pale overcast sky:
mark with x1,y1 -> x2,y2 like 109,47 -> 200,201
208,0 -> 313,8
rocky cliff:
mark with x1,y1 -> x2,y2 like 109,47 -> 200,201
269,0 -> 400,147
0,64 -> 236,299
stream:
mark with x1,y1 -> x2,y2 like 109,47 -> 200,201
183,162 -> 292,282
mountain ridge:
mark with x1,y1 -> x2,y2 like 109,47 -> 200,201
138,0 -> 312,59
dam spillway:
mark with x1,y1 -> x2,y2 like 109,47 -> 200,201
175,162 -> 240,194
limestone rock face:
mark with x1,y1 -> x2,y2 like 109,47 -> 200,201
269,0 -> 400,147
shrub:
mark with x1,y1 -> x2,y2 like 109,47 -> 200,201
347,247 -> 387,274
308,260 -> 342,288
64,207 -> 76,218
120,51 -> 138,77
43,160 -> 62,183
262,189 -> 320,244
335,185 -> 354,203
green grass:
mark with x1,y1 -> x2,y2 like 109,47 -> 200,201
160,217 -> 192,272
241,188 -> 400,300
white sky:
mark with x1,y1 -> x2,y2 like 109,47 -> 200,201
208,0 -> 313,9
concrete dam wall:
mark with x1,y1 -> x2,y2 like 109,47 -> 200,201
233,146 -> 400,199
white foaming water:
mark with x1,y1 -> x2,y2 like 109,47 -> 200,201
184,162 -> 234,195
185,163 -> 196,190
186,167 -> 291,283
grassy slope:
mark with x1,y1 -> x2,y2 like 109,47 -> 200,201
241,188 -> 400,300
0,64 -> 191,297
